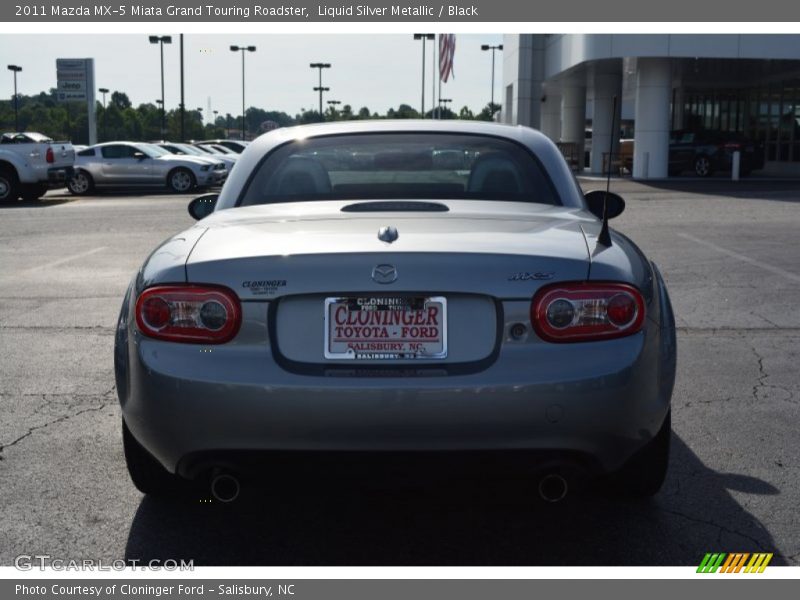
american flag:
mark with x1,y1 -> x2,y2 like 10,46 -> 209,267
439,34 -> 456,83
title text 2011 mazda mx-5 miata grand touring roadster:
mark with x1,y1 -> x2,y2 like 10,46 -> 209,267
115,121 -> 676,503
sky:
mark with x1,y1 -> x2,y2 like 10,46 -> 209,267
0,34 -> 504,118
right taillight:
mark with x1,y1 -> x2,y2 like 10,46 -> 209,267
531,282 -> 645,343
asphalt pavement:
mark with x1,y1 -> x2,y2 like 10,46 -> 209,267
0,181 -> 798,566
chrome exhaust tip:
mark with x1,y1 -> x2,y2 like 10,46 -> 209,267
538,473 -> 568,503
210,473 -> 240,503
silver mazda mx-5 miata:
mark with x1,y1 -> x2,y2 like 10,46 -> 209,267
115,120 -> 676,503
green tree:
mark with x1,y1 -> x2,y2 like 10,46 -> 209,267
459,106 -> 475,120
475,103 -> 501,122
386,104 -> 420,119
110,91 -> 132,110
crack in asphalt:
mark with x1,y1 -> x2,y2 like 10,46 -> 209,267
0,386 -> 116,460
655,507 -> 771,554
0,402 -> 110,460
751,345 -> 769,403
683,396 -> 734,407
748,345 -> 800,405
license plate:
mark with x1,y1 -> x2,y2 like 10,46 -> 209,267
324,296 -> 447,360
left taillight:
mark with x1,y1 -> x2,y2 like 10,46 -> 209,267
134,285 -> 241,344
45,147 -> 54,163
531,282 -> 645,343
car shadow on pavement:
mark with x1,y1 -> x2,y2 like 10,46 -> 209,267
124,434 -> 785,566
0,198 -> 76,209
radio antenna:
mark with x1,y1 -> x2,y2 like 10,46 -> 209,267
597,95 -> 617,247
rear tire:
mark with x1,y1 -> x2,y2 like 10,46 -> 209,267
122,419 -> 181,496
613,410 -> 671,497
0,168 -> 20,202
167,168 -> 195,193
67,170 -> 94,195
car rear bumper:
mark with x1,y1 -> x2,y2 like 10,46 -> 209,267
118,302 -> 672,477
47,166 -> 74,184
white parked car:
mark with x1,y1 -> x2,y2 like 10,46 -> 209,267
0,132 -> 75,201
67,142 -> 227,195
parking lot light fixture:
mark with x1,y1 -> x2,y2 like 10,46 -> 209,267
310,63 -> 331,120
231,45 -> 257,140
149,35 -> 172,136
7,65 -> 22,132
481,44 -> 503,111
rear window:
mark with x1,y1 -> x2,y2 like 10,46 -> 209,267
239,133 -> 560,207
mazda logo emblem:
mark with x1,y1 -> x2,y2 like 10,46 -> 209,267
371,264 -> 397,284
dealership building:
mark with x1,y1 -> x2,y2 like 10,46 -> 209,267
501,35 -> 800,177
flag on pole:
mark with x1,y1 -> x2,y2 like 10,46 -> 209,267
439,34 -> 456,83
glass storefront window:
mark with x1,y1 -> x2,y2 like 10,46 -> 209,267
681,78 -> 800,162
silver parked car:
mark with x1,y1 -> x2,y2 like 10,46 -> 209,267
195,138 -> 250,153
158,142 -> 238,172
115,121 -> 676,503
67,142 -> 226,195
158,142 -> 239,174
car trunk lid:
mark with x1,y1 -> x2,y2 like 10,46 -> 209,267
185,199 -> 593,299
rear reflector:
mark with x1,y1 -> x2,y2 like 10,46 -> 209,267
135,285 -> 241,344
531,282 -> 645,342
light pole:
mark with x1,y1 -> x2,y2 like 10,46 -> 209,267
149,35 -> 172,136
413,34 -> 434,118
98,87 -> 109,141
155,99 -> 164,135
309,63 -> 331,120
481,44 -> 503,112
7,65 -> 22,131
439,98 -> 452,118
230,45 -> 256,140
179,34 -> 185,143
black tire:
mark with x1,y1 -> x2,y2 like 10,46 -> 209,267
122,419 -> 181,496
20,183 -> 50,201
613,410 -> 671,497
0,168 -> 20,202
167,168 -> 196,193
693,155 -> 713,177
67,170 -> 95,195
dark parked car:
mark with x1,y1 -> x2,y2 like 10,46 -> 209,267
669,130 -> 765,177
